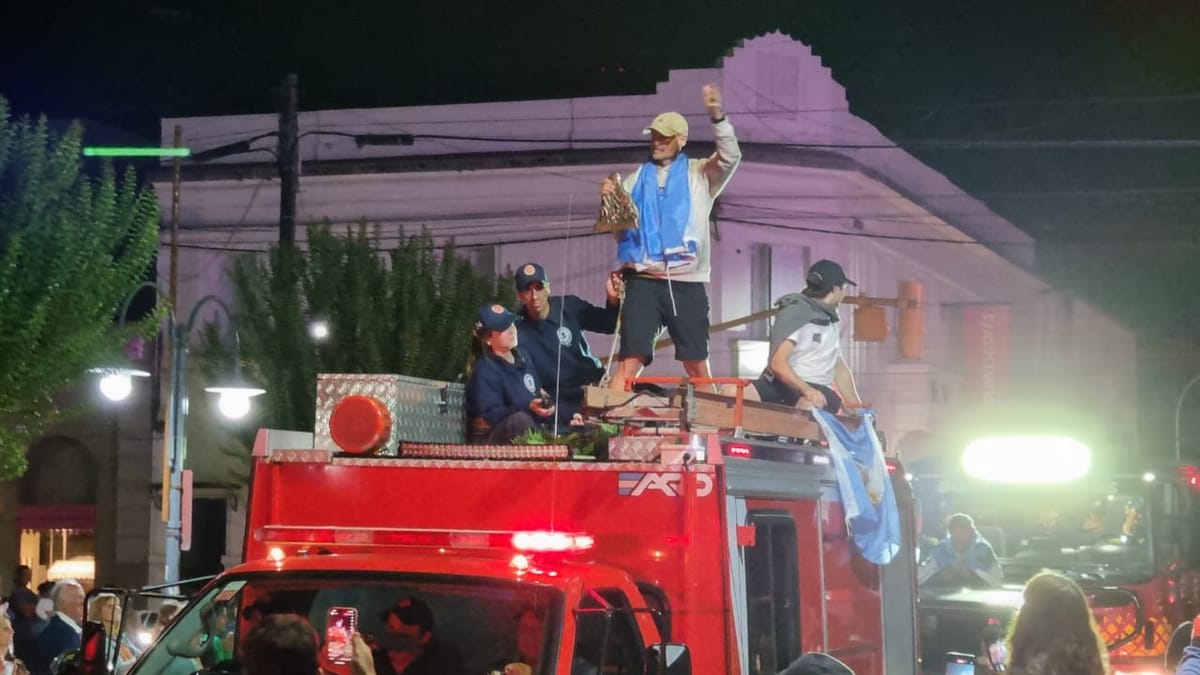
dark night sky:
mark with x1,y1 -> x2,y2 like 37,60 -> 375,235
4,0 -> 1200,445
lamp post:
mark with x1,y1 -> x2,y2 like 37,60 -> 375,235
1175,373 -> 1200,464
94,282 -> 265,583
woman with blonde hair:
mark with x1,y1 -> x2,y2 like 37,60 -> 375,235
0,616 -> 30,675
88,593 -> 139,673
1006,571 -> 1110,675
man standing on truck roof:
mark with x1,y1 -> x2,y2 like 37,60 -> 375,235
514,262 -> 620,429
601,83 -> 741,393
734,259 -> 863,413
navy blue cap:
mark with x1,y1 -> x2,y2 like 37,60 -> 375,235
806,259 -> 857,288
476,303 -> 517,332
515,262 -> 549,291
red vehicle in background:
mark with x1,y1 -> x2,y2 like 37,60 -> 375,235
118,374 -> 921,675
914,438 -> 1200,675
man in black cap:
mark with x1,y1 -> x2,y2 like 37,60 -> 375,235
742,259 -> 862,413
514,262 -> 620,429
365,597 -> 462,675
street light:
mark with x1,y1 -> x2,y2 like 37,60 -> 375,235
1175,373 -> 1200,464
95,282 -> 265,583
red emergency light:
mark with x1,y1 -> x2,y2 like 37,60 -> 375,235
1179,466 -> 1200,492
725,443 -> 752,459
511,531 -> 595,553
329,395 -> 392,455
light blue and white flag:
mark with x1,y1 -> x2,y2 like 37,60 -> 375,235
812,409 -> 901,565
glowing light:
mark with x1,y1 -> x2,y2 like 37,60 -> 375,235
206,382 -> 266,419
510,554 -> 530,572
217,392 -> 252,419
136,630 -> 153,647
1142,471 -> 1156,483
511,531 -> 595,552
83,146 -> 191,158
99,373 -> 133,401
90,367 -> 151,401
725,443 -> 752,458
309,321 -> 330,341
267,547 -> 286,563
962,435 -> 1091,484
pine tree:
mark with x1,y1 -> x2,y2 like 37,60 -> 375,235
217,221 -> 515,432
0,96 -> 160,478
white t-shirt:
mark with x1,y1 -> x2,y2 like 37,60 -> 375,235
785,321 -> 840,385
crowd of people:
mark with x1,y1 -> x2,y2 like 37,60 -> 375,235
463,82 -> 867,445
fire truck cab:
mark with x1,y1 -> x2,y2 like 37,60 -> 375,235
125,374 -> 920,675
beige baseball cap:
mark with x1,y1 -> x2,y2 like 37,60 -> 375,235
643,112 -> 689,137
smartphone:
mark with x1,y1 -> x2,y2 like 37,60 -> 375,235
325,607 -> 358,665
945,651 -> 975,675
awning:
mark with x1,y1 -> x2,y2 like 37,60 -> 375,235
17,505 -> 96,531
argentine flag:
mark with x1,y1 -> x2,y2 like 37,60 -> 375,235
812,409 -> 902,565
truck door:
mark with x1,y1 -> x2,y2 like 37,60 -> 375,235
572,588 -> 648,675
743,509 -> 802,675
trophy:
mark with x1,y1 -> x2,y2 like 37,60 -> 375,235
595,173 -> 638,235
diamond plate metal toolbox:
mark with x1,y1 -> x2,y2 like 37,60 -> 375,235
315,374 -> 466,455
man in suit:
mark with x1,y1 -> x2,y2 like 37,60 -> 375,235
30,580 -> 84,675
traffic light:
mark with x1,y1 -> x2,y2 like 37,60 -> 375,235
898,281 -> 924,359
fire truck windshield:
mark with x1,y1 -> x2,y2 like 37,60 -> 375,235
128,572 -> 564,675
920,480 -> 1156,585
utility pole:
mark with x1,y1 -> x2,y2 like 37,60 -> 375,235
161,124 -> 183,531
278,73 -> 299,248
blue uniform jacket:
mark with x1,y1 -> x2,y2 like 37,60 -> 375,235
31,615 -> 80,675
517,296 -> 618,424
466,349 -> 543,428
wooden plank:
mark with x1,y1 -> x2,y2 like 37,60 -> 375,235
584,386 -> 861,440
691,391 -> 824,439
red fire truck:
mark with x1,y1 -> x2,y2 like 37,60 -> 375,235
123,374 -> 921,675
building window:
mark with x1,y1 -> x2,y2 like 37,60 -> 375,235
745,511 -> 800,675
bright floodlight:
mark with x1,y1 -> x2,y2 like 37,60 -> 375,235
962,435 -> 1091,484
90,366 -> 151,402
205,380 -> 266,420
308,320 -> 330,341
217,392 -> 252,419
99,373 -> 133,401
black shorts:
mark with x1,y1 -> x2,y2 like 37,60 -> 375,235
751,373 -> 843,413
619,276 -> 709,362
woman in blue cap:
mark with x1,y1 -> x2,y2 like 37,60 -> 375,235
466,303 -> 556,443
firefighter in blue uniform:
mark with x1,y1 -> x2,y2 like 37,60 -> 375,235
513,262 -> 620,429
465,303 -> 556,443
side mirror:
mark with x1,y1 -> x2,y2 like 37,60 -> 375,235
645,643 -> 691,675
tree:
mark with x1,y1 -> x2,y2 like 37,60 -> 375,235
213,222 -> 515,433
0,96 -> 160,478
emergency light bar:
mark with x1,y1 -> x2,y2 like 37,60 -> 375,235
256,525 -> 594,553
